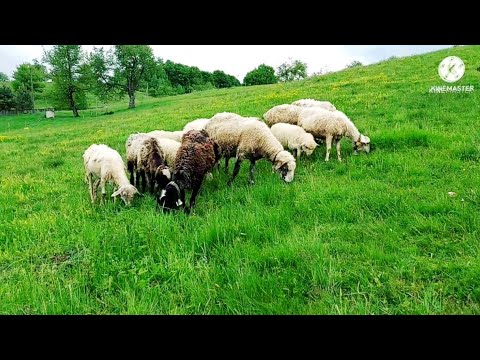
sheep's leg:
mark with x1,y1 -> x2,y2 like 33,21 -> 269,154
187,176 -> 204,214
296,148 -> 301,159
92,179 -> 100,202
248,160 -> 256,185
87,173 -> 94,203
224,157 -> 230,173
227,158 -> 242,186
146,172 -> 155,194
325,135 -> 333,162
128,162 -> 135,185
336,139 -> 342,161
135,170 -> 141,188
140,170 -> 147,194
100,178 -> 106,205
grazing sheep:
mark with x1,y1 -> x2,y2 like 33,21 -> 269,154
147,130 -> 183,142
125,133 -> 150,186
83,144 -> 139,205
263,104 -> 303,126
157,130 -> 217,214
137,137 -> 171,194
183,118 -> 211,133
298,108 -> 371,161
205,112 -> 296,185
291,98 -> 336,111
126,134 -> 171,194
270,123 -> 318,158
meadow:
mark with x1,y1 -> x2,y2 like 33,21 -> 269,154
0,46 -> 479,314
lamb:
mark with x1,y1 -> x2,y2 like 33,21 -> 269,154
182,118 -> 211,133
298,107 -> 371,161
263,104 -> 303,126
205,112 -> 296,185
147,130 -> 183,142
157,130 -> 217,214
291,98 -> 336,111
270,123 -> 318,158
83,144 -> 139,205
125,134 -> 171,194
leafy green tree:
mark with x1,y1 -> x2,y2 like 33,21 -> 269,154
243,64 -> 277,86
144,58 -> 176,97
276,59 -> 308,82
11,63 -> 46,93
0,72 -> 8,82
0,85 -> 15,110
43,45 -> 89,117
212,70 -> 240,88
89,45 -> 155,108
15,88 -> 34,111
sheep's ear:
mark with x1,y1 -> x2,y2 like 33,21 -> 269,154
133,187 -> 143,196
159,189 -> 166,200
176,199 -> 183,206
112,187 -> 123,197
360,135 -> 370,144
274,161 -> 283,171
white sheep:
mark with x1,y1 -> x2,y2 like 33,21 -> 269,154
205,112 -> 296,185
147,130 -> 183,142
83,144 -> 139,205
183,118 -> 211,133
298,108 -> 371,162
152,137 -> 181,168
291,98 -> 336,111
125,133 -> 151,185
263,104 -> 303,126
270,123 -> 318,158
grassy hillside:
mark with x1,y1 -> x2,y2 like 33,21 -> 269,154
1,46 -> 479,314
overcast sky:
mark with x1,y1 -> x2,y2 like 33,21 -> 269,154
0,45 -> 451,81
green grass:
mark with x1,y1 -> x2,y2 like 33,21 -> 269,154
1,46 -> 480,314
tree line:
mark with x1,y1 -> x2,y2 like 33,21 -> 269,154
0,45 -> 361,117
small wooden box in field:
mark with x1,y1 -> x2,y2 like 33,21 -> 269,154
45,110 -> 55,119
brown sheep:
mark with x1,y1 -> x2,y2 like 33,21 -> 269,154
157,130 -> 218,214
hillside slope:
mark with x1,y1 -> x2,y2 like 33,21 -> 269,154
0,46 -> 479,314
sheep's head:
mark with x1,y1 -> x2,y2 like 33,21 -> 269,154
155,165 -> 172,191
301,134 -> 318,156
157,181 -> 183,213
273,150 -> 296,183
111,184 -> 139,206
353,134 -> 371,154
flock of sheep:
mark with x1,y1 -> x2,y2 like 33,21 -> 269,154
82,99 -> 372,213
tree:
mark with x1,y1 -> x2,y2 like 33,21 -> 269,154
11,63 -> 46,94
212,70 -> 240,88
89,45 -> 155,108
15,88 -> 33,111
243,64 -> 277,86
346,60 -> 363,68
276,59 -> 308,82
43,46 -> 89,117
145,58 -> 176,97
0,72 -> 8,82
0,85 -> 15,111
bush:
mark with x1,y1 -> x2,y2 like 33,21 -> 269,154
0,85 -> 15,111
243,64 -> 277,86
346,60 -> 363,68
